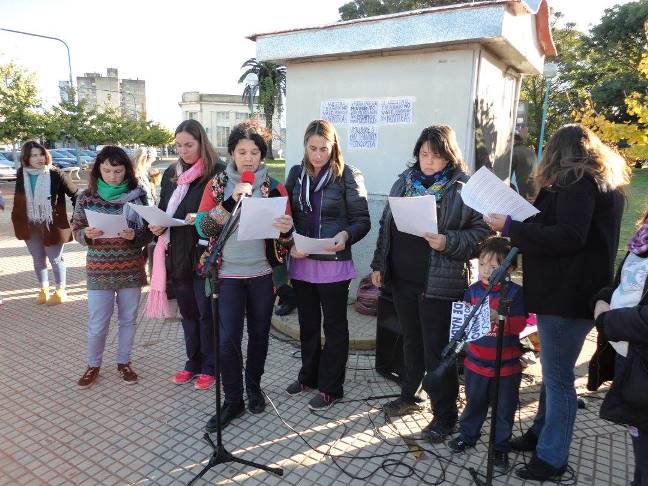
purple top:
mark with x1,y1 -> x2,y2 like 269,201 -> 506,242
288,257 -> 356,284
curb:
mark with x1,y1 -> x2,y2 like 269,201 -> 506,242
271,315 -> 376,351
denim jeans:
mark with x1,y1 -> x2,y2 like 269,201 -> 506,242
529,314 -> 593,468
173,278 -> 214,376
631,431 -> 648,486
87,287 -> 141,367
24,226 -> 66,288
218,273 -> 274,403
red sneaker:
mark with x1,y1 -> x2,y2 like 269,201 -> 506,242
172,370 -> 196,384
194,374 -> 216,390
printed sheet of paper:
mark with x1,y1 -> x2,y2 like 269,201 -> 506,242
85,209 -> 128,238
348,125 -> 378,150
237,196 -> 287,241
293,233 -> 336,255
449,298 -> 491,342
388,195 -> 437,237
127,203 -> 186,227
462,166 -> 539,222
320,100 -> 349,124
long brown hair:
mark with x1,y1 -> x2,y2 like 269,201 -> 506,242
174,119 -> 218,183
534,124 -> 630,193
302,119 -> 345,178
410,125 -> 468,174
20,140 -> 52,167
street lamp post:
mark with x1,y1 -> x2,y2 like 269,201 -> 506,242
537,62 -> 558,160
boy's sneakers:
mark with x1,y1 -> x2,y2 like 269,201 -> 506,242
117,363 -> 138,384
308,392 -> 339,411
510,428 -> 538,451
447,436 -> 475,453
194,374 -> 216,390
420,418 -> 457,444
493,451 -> 510,473
78,367 -> 100,388
285,381 -> 310,395
172,370 -> 196,384
382,397 -> 423,417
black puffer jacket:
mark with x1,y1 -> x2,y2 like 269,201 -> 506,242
286,164 -> 371,261
371,166 -> 490,300
158,162 -> 224,280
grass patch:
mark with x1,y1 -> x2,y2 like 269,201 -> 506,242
266,158 -> 286,183
618,168 -> 648,264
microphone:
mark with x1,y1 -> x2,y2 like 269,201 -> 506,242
240,171 -> 254,197
488,246 -> 518,286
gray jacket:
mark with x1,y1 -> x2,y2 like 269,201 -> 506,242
371,166 -> 491,300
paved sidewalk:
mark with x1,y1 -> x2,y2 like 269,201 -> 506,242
0,181 -> 635,485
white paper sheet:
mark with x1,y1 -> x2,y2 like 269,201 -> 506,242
293,233 -> 336,255
85,209 -> 129,238
462,166 -> 539,222
127,203 -> 186,227
237,196 -> 288,241
519,324 -> 538,339
449,298 -> 492,342
388,195 -> 437,237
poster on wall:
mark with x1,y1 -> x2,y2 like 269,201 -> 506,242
320,100 -> 349,124
348,125 -> 378,150
379,98 -> 413,124
349,100 -> 379,124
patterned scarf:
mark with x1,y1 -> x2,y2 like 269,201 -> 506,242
298,163 -> 333,212
146,159 -> 205,318
404,165 -> 452,198
628,216 -> 648,256
23,166 -> 53,227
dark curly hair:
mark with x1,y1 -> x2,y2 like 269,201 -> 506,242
477,236 -> 517,270
227,120 -> 269,160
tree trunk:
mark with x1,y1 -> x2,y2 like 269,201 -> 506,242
264,103 -> 275,160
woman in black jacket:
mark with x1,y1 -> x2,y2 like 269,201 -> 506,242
594,202 -> 648,486
486,124 -> 630,480
371,125 -> 490,443
146,119 -> 225,391
285,119 -> 371,411
11,140 -> 77,305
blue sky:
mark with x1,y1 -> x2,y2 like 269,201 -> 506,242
0,0 -> 634,130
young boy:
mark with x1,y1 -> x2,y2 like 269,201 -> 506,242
447,237 -> 527,472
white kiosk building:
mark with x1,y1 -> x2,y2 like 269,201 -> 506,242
250,0 -> 556,195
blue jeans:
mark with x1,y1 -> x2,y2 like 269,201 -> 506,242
87,287 -> 141,367
24,226 -> 66,288
529,314 -> 593,468
173,278 -> 214,376
218,274 -> 274,403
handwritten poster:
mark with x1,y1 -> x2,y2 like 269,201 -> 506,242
349,100 -> 379,124
320,100 -> 349,124
449,298 -> 492,343
380,98 -> 413,124
348,125 -> 378,150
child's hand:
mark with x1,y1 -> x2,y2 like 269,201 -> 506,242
85,227 -> 104,239
490,308 -> 500,322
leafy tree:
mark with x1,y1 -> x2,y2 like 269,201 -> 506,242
140,121 -> 174,146
238,58 -> 286,159
48,87 -> 98,146
338,0 -> 490,20
0,63 -> 42,146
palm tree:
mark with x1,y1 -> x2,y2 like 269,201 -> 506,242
238,58 -> 286,159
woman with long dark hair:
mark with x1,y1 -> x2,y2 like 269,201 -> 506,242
486,124 -> 630,480
71,146 -> 150,388
11,141 -> 77,304
285,119 -> 371,411
146,119 -> 225,391
371,125 -> 489,443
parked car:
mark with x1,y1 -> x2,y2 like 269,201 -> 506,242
0,156 -> 17,181
58,148 -> 95,167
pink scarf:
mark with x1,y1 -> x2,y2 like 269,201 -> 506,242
628,216 -> 648,256
145,160 -> 204,318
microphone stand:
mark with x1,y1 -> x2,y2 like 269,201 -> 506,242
188,197 -> 283,485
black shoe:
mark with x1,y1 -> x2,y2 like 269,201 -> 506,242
493,451 -> 510,474
285,381 -> 310,395
516,455 -> 567,481
447,436 -> 474,453
205,401 -> 245,432
510,428 -> 538,451
275,303 -> 296,316
420,418 -> 457,444
382,397 -> 423,417
308,392 -> 340,411
247,389 -> 266,414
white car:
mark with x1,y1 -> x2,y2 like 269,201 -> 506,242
0,158 -> 17,181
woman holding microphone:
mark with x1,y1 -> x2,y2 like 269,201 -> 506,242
146,119 -> 224,391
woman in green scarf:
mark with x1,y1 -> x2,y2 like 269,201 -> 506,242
71,146 -> 151,389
